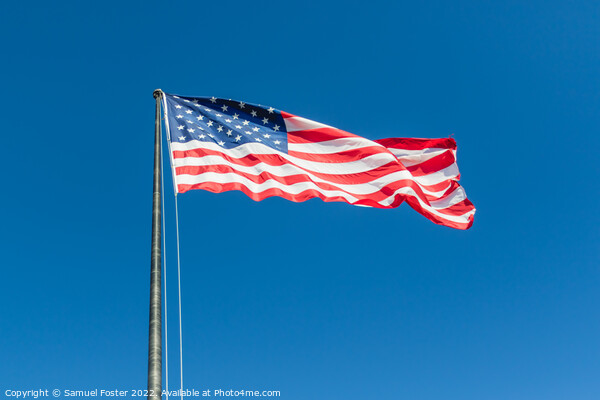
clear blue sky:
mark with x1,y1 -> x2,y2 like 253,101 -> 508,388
1,1 -> 599,399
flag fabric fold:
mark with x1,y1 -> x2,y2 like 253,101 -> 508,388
162,93 -> 475,229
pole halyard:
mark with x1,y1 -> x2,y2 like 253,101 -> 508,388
148,89 -> 163,400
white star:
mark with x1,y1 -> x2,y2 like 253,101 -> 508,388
242,120 -> 250,126
199,134 -> 205,139
175,105 -> 182,109
263,134 -> 271,138
176,115 -> 183,119
255,137 -> 262,142
239,101 -> 245,108
221,105 -> 228,112
215,113 -> 222,117
178,125 -> 184,130
273,124 -> 280,131
218,141 -> 225,146
232,113 -> 239,119
207,121 -> 214,127
226,129 -> 233,136
184,99 -> 190,103
186,120 -> 193,124
245,130 -> 252,135
208,133 -> 214,138
262,117 -> 269,124
234,135 -> 242,142
187,128 -> 195,133
251,110 -> 257,117
274,140 -> 281,145
196,115 -> 204,121
210,97 -> 217,103
252,127 -> 259,132
235,125 -> 242,129
268,107 -> 275,114
217,125 -> 223,132
185,110 -> 192,114
204,108 -> 211,112
178,136 -> 185,140
225,119 -> 232,123
192,99 -> 199,104
173,96 -> 180,99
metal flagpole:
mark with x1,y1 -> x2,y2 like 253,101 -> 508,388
148,89 -> 163,400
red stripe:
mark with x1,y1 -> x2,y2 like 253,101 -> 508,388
406,150 -> 456,176
288,145 -> 399,164
173,148 -> 285,166
287,128 -> 358,143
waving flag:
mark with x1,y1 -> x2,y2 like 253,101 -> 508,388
162,93 -> 475,229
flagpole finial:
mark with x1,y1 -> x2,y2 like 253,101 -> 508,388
153,89 -> 163,99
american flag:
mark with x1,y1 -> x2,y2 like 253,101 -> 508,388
162,93 -> 475,229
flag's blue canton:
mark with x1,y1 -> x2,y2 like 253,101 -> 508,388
164,94 -> 288,153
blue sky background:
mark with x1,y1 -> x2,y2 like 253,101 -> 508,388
1,1 -> 599,399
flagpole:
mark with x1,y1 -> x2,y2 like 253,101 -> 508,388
148,89 -> 163,400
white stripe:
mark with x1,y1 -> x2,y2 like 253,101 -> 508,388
289,137 -> 380,154
284,116 -> 332,132
420,181 -> 453,198
176,172 -> 359,203
429,186 -> 467,209
412,163 -> 460,186
171,140 -> 282,156
285,152 -> 396,175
